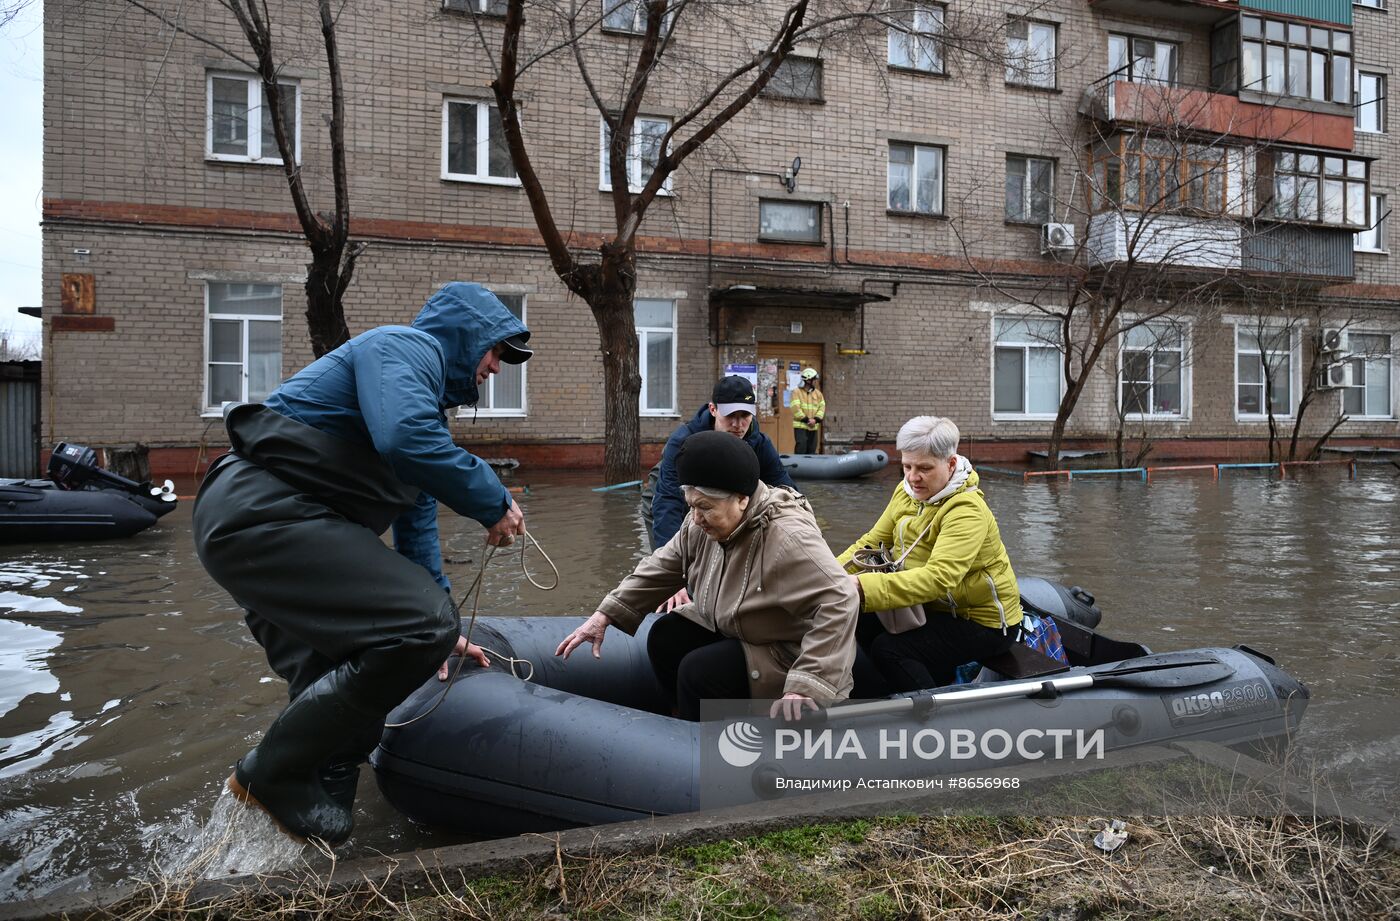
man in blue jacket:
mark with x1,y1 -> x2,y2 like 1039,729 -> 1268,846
193,282 -> 529,844
649,375 -> 797,552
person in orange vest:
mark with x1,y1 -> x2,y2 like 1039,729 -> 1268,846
791,367 -> 825,455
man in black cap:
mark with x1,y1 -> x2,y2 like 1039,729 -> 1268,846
647,375 -> 797,552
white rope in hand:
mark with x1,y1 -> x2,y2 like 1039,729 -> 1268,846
383,528 -> 556,728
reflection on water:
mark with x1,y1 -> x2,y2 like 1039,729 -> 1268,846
1,466 -> 1397,901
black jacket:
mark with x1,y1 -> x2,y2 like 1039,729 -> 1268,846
650,405 -> 798,548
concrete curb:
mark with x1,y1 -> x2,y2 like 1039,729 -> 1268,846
5,740 -> 1395,920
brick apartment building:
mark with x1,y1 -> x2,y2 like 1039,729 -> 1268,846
40,0 -> 1400,476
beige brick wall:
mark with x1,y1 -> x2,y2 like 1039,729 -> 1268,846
41,0 -> 1400,455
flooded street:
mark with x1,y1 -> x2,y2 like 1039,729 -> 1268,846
2,465 -> 1398,902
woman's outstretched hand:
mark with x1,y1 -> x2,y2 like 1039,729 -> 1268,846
769,693 -> 818,722
556,612 -> 612,660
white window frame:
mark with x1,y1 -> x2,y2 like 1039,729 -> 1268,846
1118,318 -> 1192,421
1006,18 -> 1057,89
991,313 -> 1064,421
1354,0 -> 1386,8
1233,323 -> 1299,421
442,98 -> 521,185
1107,33 -> 1180,86
442,0 -> 508,13
887,142 -> 945,216
206,72 -> 301,164
1356,192 -> 1388,252
1341,330 -> 1394,419
1005,154 -> 1055,224
202,282 -> 284,415
636,298 -> 677,416
1355,70 -> 1386,134
601,0 -> 674,34
888,2 -> 945,74
467,293 -> 528,417
599,116 -> 673,194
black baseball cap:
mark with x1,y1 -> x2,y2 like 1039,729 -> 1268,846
712,375 -> 757,417
497,333 -> 533,364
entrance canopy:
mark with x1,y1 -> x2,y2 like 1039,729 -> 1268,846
708,285 -> 891,310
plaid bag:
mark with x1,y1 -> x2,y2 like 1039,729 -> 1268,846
953,612 -> 1067,684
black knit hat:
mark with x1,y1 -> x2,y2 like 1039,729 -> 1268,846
676,430 -> 760,496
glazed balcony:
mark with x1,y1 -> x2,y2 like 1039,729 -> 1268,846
1090,0 -> 1352,27
1081,79 -> 1355,151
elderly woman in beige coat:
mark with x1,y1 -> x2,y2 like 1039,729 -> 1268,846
557,430 -> 859,721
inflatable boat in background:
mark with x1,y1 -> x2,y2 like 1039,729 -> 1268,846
0,443 -> 178,543
372,578 -> 1309,835
781,449 -> 889,480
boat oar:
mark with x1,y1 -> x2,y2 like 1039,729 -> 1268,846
813,654 -> 1237,724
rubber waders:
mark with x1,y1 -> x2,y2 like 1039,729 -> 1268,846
227,665 -> 382,844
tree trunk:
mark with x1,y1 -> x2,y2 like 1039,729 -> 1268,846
588,249 -> 643,484
1045,372 -> 1090,469
304,246 -> 354,358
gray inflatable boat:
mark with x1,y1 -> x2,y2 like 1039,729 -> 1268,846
781,449 -> 889,479
372,579 -> 1308,835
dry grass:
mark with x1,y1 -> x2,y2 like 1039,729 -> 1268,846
84,812 -> 1399,921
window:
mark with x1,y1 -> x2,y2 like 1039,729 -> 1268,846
479,294 -> 527,414
1108,34 -> 1179,85
443,99 -> 518,183
1120,321 -> 1186,417
207,73 -> 299,163
1089,135 -> 1232,215
1237,15 -> 1351,104
888,142 -> 945,216
993,316 -> 1061,417
763,55 -> 823,101
1355,71 -> 1386,134
602,0 -> 672,33
635,299 -> 675,415
759,199 -> 823,242
1235,325 -> 1294,418
889,3 -> 944,74
442,0 -> 507,13
1270,151 -> 1368,227
1006,155 -> 1054,224
1354,0 -> 1386,10
1006,19 -> 1056,88
1343,332 -> 1393,418
1356,193 -> 1387,252
205,283 -> 282,410
599,116 -> 670,193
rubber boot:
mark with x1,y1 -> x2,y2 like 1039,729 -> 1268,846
227,666 -> 380,844
318,721 -> 385,814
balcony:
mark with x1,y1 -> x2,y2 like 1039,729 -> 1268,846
1242,223 -> 1355,278
1090,0 -> 1352,26
1086,212 -> 1242,270
1082,79 -> 1355,151
1089,0 -> 1239,26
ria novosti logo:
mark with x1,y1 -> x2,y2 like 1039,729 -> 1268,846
717,721 -> 764,767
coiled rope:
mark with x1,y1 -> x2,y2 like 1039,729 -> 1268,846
383,529 -> 558,728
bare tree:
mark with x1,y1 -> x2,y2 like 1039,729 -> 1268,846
1,0 -> 34,29
473,0 -> 1004,482
115,0 -> 360,357
0,326 -> 42,361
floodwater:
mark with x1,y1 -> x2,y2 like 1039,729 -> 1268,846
2,464 -> 1398,902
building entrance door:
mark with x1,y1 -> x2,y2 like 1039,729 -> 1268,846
755,342 -> 824,454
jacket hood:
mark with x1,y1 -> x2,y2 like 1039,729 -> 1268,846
902,455 -> 979,506
687,403 -> 764,448
412,282 -> 530,409
724,480 -> 811,543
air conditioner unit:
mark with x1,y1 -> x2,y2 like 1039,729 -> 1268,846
1041,222 -> 1076,254
1318,327 -> 1345,353
1321,358 -> 1355,386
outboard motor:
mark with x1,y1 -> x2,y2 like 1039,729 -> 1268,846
47,443 -> 178,516
1018,577 -> 1102,629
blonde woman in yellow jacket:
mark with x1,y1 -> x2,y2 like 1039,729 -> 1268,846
836,416 -> 1023,692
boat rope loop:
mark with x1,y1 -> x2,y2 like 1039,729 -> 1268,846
383,528 -> 558,729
